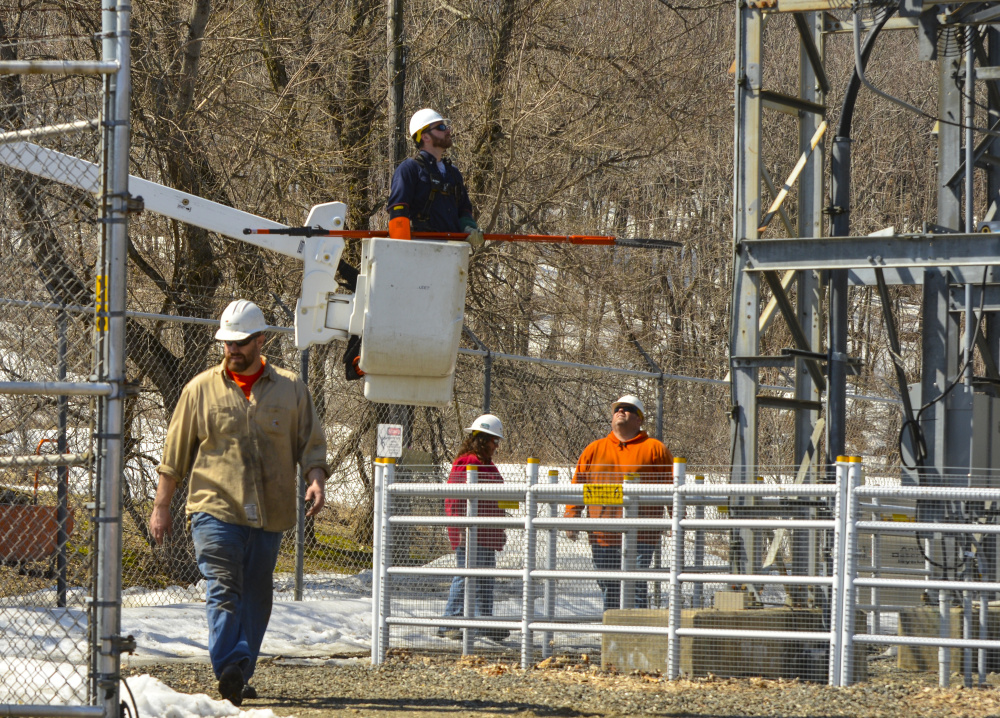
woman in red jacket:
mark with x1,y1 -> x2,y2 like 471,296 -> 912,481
440,414 -> 508,640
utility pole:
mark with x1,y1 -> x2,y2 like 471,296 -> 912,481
387,0 -> 406,164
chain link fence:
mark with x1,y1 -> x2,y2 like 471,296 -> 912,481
0,29 -> 105,702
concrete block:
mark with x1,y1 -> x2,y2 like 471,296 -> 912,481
602,607 -> 867,682
713,590 -> 750,611
898,605 -> 1000,672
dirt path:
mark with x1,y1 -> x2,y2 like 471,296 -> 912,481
124,654 -> 1000,717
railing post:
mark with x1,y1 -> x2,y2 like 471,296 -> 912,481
95,3 -> 131,711
295,349 -> 309,601
463,465 -> 479,654
828,456 -> 848,686
542,468 -> 558,659
370,459 -> 385,665
377,459 -> 395,664
692,475 -> 704,608
622,472 -> 638,608
522,458 -> 539,669
667,457 -> 686,679
870,494 -> 880,637
483,351 -> 492,414
839,456 -> 862,686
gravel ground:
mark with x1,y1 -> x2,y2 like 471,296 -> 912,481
124,654 -> 1000,717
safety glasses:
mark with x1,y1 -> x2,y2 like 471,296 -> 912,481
223,333 -> 260,348
613,404 -> 638,415
430,123 -> 450,132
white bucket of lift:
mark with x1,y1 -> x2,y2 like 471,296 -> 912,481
352,238 -> 469,407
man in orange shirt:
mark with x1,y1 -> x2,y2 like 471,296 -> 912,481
564,395 -> 673,611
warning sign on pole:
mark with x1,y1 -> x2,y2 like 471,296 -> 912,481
377,424 -> 403,458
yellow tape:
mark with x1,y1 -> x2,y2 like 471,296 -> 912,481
498,501 -> 520,510
583,484 -> 623,505
95,275 -> 108,332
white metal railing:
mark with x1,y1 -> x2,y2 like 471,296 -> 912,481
844,473 -> 1000,689
373,457 -> 850,682
374,456 -> 1000,686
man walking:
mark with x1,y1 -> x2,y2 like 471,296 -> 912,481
564,395 -> 673,611
150,299 -> 328,705
386,107 -> 482,246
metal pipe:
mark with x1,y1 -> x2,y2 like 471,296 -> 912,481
94,2 -> 131,712
57,310 -> 68,608
828,458 -> 848,686
462,465 -> 478,655
521,459 -> 539,668
483,351 -> 492,414
0,453 -> 91,469
294,349 -> 308,601
387,567 -> 523,578
856,634 -> 1000,649
622,472 -> 638,609
692,475 -> 705,608
856,485 -> 1000,499
0,119 -> 99,144
855,577 -> 1000,591
940,585 -> 951,687
667,458 -> 685,679
370,460 -> 384,664
0,60 -> 119,75
542,468 -> 558,659
377,460 -> 394,663
0,382 -> 112,396
839,457 -> 862,686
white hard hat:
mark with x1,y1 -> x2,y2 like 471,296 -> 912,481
215,299 -> 268,341
409,108 -> 447,141
612,395 -> 645,421
464,413 -> 504,439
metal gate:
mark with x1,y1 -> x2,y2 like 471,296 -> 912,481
0,4 -> 131,716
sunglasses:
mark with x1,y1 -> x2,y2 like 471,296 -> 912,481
614,405 -> 639,415
224,333 -> 260,348
430,123 -> 450,132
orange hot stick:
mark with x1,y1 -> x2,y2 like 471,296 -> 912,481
243,227 -> 680,249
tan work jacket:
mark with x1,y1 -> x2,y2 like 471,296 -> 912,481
157,360 -> 329,532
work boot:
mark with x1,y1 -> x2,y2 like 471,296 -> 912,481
242,685 -> 257,700
437,628 -> 462,640
218,664 -> 244,706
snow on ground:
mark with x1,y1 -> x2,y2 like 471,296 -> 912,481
123,675 -> 283,718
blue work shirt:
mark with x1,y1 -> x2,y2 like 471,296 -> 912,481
386,150 -> 475,233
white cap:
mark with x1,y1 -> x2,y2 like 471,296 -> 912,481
464,413 -> 504,439
612,395 -> 645,421
409,108 -> 447,141
215,300 -> 268,341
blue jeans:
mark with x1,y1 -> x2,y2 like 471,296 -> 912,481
443,545 -> 497,623
190,512 -> 283,680
591,542 -> 656,611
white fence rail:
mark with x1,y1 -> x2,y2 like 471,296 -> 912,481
373,456 -> 1000,687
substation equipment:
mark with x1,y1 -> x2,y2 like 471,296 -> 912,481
731,0 -> 1000,616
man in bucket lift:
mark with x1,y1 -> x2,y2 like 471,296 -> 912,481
343,108 -> 483,380
564,395 -> 673,612
150,300 -> 329,706
386,108 -> 483,245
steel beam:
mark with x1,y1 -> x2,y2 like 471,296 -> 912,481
742,234 -> 1000,271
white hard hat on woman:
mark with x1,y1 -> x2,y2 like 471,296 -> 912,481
464,413 -> 504,440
